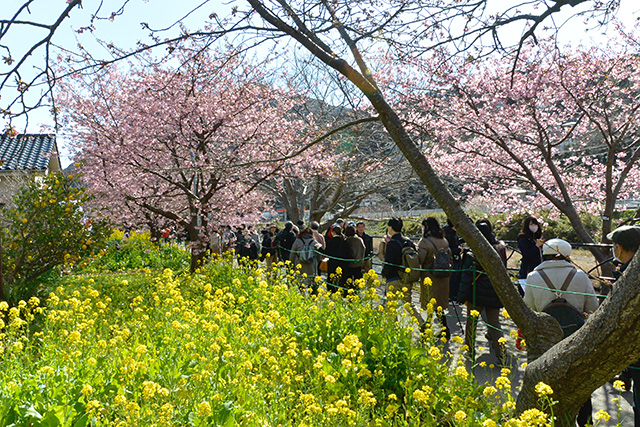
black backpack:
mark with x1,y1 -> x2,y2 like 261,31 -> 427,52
538,268 -> 585,338
426,238 -> 452,278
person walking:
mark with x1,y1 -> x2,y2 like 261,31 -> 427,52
457,219 -> 508,366
310,221 -> 326,249
344,223 -> 366,289
273,221 -> 297,262
323,226 -> 351,293
209,225 -> 222,256
607,225 -> 640,426
356,221 -> 374,273
418,217 -> 452,339
443,219 -> 463,301
261,224 -> 278,266
381,217 -> 423,326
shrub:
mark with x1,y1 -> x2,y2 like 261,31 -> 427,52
0,172 -> 109,304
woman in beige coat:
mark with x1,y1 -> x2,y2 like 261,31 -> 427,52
418,217 -> 452,339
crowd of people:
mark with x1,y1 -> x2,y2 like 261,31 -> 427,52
203,214 -> 640,427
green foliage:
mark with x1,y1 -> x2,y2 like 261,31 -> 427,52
0,172 -> 109,304
82,230 -> 190,272
490,211 -> 603,242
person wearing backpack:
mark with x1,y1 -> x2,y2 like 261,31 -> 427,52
523,238 -> 598,427
290,227 -> 322,295
523,238 -> 598,318
457,219 -> 508,366
381,217 -> 423,326
418,217 -> 452,339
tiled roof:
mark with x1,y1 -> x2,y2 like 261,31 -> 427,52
0,134 -> 58,172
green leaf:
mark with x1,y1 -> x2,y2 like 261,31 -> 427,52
40,411 -> 61,427
72,413 -> 89,427
17,404 -> 42,420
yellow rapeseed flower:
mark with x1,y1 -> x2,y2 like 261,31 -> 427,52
483,386 -> 497,397
454,366 -> 469,380
82,384 -> 94,397
519,408 -> 550,426
594,410 -> 610,421
613,380 -> 626,392
535,382 -> 553,396
197,401 -> 212,417
454,410 -> 467,422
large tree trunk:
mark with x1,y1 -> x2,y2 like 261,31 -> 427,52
282,178 -> 302,224
187,223 -> 207,273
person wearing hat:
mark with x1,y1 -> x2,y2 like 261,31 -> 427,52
524,238 -> 597,427
524,238 -> 598,314
607,225 -> 640,426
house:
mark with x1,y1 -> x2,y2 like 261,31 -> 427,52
0,134 -> 62,202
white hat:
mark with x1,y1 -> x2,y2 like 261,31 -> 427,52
542,238 -> 572,257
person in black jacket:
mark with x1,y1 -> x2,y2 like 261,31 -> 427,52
457,219 -> 508,366
273,221 -> 296,262
260,224 -> 278,264
381,218 -> 423,325
608,226 -> 640,427
323,226 -> 351,293
517,216 -> 544,280
235,226 -> 258,262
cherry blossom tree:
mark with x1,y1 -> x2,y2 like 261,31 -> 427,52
57,45 -> 323,271
410,39 -> 640,275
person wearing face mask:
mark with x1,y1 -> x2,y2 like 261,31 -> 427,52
518,217 -> 544,293
607,225 -> 640,426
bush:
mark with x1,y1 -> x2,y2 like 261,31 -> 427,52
0,172 -> 109,304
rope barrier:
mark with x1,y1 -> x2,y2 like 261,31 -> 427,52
268,247 -> 610,298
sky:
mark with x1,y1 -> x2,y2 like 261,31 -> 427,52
2,0 -> 639,167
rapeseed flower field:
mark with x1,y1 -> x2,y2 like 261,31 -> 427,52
0,249 -> 576,426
